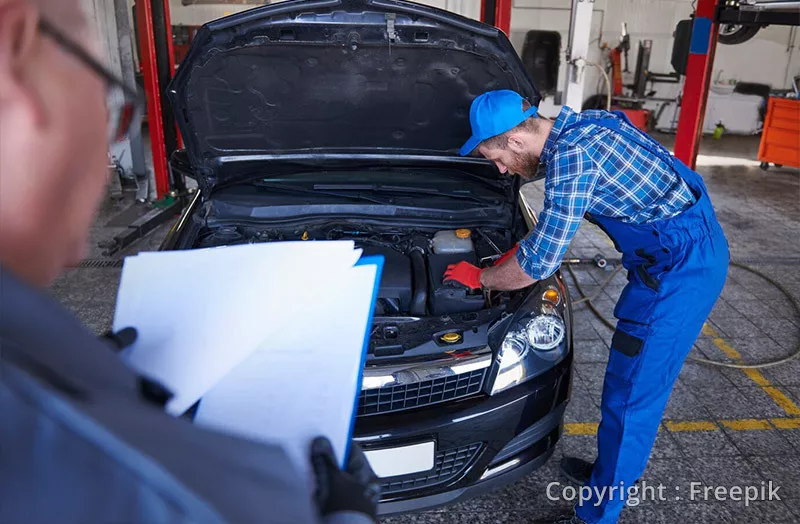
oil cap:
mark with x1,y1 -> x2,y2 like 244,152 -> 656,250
455,228 -> 471,239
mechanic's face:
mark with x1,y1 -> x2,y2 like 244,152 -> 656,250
477,143 -> 540,180
0,5 -> 108,286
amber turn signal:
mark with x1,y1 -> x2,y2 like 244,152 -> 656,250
542,289 -> 560,305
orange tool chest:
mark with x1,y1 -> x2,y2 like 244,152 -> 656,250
758,97 -> 800,169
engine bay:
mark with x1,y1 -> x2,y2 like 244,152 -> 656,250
195,223 -> 523,317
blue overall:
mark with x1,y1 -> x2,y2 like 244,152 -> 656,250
563,115 -> 730,523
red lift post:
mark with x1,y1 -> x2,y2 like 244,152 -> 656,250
136,0 -> 178,200
101,0 -> 182,256
481,0 -> 512,36
674,0 -> 719,169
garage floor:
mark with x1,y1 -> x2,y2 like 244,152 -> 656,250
50,135 -> 800,523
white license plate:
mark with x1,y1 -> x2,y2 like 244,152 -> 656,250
364,441 -> 435,478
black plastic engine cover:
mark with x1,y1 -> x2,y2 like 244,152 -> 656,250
361,246 -> 412,314
427,252 -> 485,316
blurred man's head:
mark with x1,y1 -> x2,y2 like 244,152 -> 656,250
0,0 -> 108,287
460,90 -> 553,180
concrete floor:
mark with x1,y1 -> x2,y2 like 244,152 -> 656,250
50,134 -> 800,523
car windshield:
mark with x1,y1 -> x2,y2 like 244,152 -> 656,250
256,169 -> 507,202
205,167 -> 514,225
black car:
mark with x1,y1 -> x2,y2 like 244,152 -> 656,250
162,0 -> 572,514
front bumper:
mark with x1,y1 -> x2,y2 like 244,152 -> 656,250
353,352 -> 572,515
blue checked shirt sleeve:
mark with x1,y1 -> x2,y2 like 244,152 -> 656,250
516,146 -> 599,280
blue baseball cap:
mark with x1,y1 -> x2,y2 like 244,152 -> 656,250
460,90 -> 538,156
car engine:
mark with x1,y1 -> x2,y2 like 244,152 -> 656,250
195,224 -> 516,317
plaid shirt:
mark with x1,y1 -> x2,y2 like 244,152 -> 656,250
516,107 -> 695,280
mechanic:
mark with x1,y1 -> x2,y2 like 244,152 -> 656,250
444,90 -> 729,524
0,1 -> 377,523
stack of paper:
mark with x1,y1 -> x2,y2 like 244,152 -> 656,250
114,241 -> 382,477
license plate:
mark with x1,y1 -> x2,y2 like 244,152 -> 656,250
364,441 -> 435,478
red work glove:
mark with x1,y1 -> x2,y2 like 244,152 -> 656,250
443,261 -> 483,290
493,243 -> 519,266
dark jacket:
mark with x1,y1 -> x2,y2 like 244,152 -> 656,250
0,267 -> 362,524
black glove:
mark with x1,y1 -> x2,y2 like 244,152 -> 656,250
102,326 -> 138,352
101,327 -> 174,408
311,437 -> 380,520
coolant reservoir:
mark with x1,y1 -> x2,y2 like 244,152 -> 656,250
431,229 -> 474,254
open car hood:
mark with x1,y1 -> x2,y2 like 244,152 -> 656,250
168,0 -> 539,189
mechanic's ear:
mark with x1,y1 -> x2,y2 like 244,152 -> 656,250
0,4 -> 45,124
506,133 -> 526,153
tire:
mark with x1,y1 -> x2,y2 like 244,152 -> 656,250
719,24 -> 761,45
760,162 -> 770,171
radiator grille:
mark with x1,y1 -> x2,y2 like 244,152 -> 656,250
358,368 -> 486,416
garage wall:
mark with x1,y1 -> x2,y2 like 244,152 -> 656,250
415,0 -> 481,22
504,0 -> 799,115
81,0 -> 136,171
81,0 -> 124,77
167,0 -> 258,25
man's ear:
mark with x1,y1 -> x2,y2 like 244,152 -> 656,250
506,133 -> 526,153
0,3 -> 45,123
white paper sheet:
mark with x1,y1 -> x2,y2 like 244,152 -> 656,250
192,262 -> 378,475
114,241 -> 365,414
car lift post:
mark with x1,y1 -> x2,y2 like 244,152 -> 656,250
136,0 -> 175,199
675,1 -> 800,169
563,0 -> 595,112
673,0 -> 719,169
480,0 -> 512,36
100,0 -> 184,256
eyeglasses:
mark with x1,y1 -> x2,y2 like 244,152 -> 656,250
39,18 -> 144,144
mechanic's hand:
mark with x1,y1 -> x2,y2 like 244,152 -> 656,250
443,261 -> 483,290
311,437 -> 380,521
101,326 -> 138,352
493,244 -> 519,266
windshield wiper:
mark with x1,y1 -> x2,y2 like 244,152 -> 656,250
251,181 -> 391,206
314,184 -> 498,205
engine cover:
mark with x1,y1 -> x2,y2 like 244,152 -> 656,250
361,246 -> 412,314
426,252 -> 485,316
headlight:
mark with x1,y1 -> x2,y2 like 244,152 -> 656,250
499,333 -> 527,370
527,315 -> 566,356
489,286 -> 569,395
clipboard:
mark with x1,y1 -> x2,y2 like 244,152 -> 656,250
343,255 -> 384,466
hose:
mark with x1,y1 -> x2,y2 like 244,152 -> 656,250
586,61 -> 612,111
408,246 -> 428,316
572,264 -> 623,305
565,259 -> 800,369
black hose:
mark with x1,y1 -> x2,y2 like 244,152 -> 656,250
566,259 -> 800,370
409,247 -> 428,316
692,262 -> 800,369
